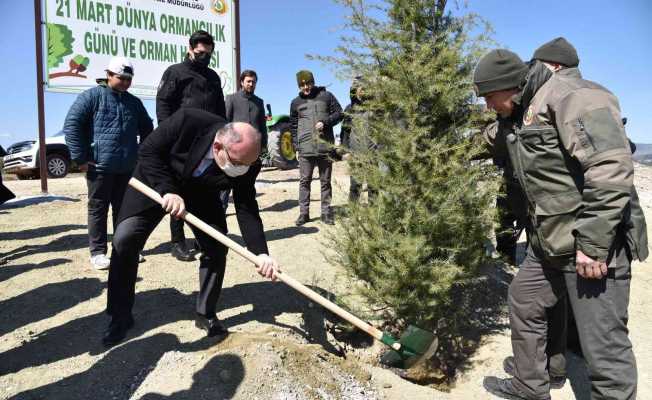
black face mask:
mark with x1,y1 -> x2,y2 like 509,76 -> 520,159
192,51 -> 211,68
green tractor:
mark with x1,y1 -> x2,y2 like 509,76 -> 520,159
263,104 -> 297,170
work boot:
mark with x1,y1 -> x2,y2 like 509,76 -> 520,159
171,241 -> 195,262
503,356 -> 566,389
483,376 -> 547,400
295,214 -> 309,226
321,213 -> 334,225
102,315 -> 134,347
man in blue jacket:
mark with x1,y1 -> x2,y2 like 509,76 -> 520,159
64,57 -> 153,270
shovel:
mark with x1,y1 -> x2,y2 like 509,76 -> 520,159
129,177 -> 437,369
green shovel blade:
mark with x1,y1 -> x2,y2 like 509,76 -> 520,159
380,325 -> 438,369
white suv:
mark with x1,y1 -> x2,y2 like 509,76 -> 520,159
2,132 -> 71,179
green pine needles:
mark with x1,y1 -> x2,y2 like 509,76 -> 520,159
320,0 -> 499,334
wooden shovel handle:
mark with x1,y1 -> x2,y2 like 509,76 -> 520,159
128,178 -> 400,350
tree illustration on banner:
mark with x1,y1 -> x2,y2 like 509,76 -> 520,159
47,23 -> 90,79
219,70 -> 231,91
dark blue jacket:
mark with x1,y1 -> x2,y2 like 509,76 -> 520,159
64,81 -> 153,174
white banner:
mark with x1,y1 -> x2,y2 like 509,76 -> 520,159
43,0 -> 237,98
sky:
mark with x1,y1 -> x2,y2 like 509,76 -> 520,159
0,0 -> 650,149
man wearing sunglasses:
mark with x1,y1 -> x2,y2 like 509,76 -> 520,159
64,56 -> 153,271
103,109 -> 279,347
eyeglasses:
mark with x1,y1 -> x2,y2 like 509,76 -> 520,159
223,145 -> 249,166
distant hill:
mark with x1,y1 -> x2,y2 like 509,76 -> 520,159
634,143 -> 652,165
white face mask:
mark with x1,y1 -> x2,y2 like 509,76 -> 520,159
216,142 -> 250,177
221,160 -> 249,177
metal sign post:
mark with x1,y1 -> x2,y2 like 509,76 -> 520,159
34,0 -> 48,194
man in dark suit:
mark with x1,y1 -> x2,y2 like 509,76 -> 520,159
103,108 -> 279,347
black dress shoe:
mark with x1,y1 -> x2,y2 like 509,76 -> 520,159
483,376 -> 546,400
295,214 -> 309,226
102,316 -> 134,347
321,213 -> 334,225
195,314 -> 229,337
171,241 -> 195,262
503,356 -> 566,389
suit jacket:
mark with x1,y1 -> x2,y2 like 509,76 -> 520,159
119,108 -> 268,255
225,90 -> 268,148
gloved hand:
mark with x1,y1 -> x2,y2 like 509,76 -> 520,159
256,254 -> 280,281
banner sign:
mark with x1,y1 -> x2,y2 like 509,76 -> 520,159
43,0 -> 237,98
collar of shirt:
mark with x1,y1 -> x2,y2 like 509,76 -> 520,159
192,147 -> 216,177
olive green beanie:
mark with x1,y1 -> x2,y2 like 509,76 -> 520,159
296,70 -> 315,87
473,49 -> 528,96
532,37 -> 579,67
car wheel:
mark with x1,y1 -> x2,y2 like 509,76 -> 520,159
47,154 -> 69,178
267,121 -> 298,170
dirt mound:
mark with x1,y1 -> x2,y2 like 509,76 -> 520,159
131,330 -> 378,400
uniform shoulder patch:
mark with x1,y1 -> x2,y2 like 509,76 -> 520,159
523,105 -> 534,126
